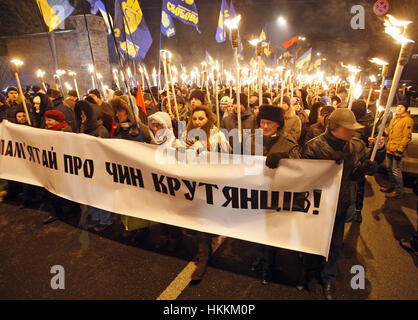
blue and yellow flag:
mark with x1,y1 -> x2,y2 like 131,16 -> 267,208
205,51 -> 216,66
295,48 -> 312,70
87,0 -> 113,34
313,58 -> 322,70
161,7 -> 176,38
216,0 -> 230,43
163,0 -> 200,33
36,0 -> 74,32
114,0 -> 153,61
259,26 -> 271,57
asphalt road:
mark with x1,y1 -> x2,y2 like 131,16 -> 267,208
0,178 -> 417,301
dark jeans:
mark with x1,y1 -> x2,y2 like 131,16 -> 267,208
320,212 -> 346,283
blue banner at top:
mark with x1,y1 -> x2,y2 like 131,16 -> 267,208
163,0 -> 200,33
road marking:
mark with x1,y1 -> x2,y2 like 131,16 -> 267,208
156,236 -> 226,300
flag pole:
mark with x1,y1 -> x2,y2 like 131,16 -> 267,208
103,0 -> 144,142
82,0 -> 98,90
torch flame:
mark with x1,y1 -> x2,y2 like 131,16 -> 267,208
369,75 -> 377,82
96,73 -> 103,80
369,57 -> 388,66
56,69 -> 66,77
36,69 -> 45,78
249,39 -> 261,46
68,71 -> 76,76
88,64 -> 94,73
225,15 -> 241,30
384,17 -> 414,43
64,82 -> 72,90
341,63 -> 361,73
11,59 -> 23,66
386,15 -> 412,27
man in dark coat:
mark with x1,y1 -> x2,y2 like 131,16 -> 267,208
303,108 -> 384,300
304,105 -> 335,145
248,104 -> 301,284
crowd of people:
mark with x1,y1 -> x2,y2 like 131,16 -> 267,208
0,78 -> 415,300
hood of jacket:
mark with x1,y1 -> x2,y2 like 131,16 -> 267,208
74,100 -> 102,133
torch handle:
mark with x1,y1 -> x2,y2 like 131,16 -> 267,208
234,48 -> 242,144
167,62 -> 179,122
14,72 -> 32,126
258,55 -> 262,106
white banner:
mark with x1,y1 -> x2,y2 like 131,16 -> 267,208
0,121 -> 342,258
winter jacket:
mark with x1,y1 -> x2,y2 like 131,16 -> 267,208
247,130 -> 301,158
303,130 -> 385,216
221,109 -> 257,132
283,106 -> 302,142
52,97 -> 76,132
385,111 -> 414,155
75,101 -> 109,138
110,97 -> 151,143
0,103 -> 15,123
304,122 -> 325,145
355,111 -> 374,144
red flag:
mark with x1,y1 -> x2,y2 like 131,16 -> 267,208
136,81 -> 146,115
282,36 -> 298,49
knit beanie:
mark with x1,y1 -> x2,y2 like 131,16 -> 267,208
44,110 -> 65,122
7,86 -> 18,94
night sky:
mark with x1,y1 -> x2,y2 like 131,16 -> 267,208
0,0 -> 417,79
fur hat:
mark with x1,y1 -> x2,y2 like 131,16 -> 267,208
256,104 -> 284,128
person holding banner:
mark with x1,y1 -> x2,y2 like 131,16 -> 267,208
177,104 -> 230,281
247,104 -> 301,284
42,110 -> 80,224
303,108 -> 385,300
74,100 -> 113,232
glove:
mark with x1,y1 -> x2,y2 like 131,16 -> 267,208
330,151 -> 346,165
266,152 -> 288,169
360,159 -> 378,176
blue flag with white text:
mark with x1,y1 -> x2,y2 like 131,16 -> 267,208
163,0 -> 200,33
